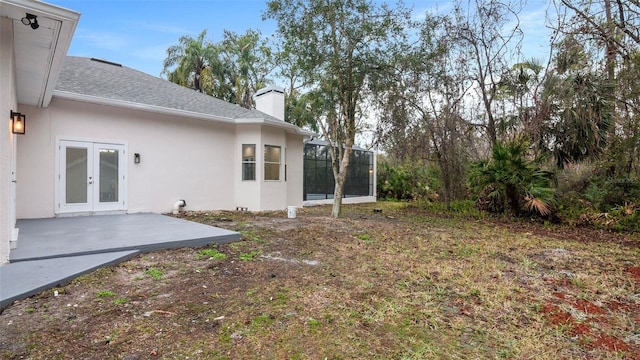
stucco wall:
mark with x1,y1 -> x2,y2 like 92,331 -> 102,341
286,132 -> 304,208
16,97 -> 307,218
17,98 -> 239,218
0,17 -> 17,263
234,124 -> 262,210
260,126 -> 288,211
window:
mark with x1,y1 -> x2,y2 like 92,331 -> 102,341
242,144 -> 256,181
264,145 -> 281,181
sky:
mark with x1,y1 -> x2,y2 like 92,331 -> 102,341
52,0 -> 553,80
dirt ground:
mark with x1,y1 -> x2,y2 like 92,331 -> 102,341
0,202 -> 639,359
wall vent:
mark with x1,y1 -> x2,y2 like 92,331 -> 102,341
90,58 -> 122,67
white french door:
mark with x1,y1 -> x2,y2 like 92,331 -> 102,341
57,140 -> 126,214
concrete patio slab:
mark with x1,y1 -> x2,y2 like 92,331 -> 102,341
10,213 -> 239,262
0,251 -> 138,308
1,213 -> 240,308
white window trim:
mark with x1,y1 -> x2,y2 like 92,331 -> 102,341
241,144 -> 256,181
264,144 -> 281,182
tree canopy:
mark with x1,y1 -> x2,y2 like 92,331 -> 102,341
264,0 -> 411,217
160,0 -> 640,222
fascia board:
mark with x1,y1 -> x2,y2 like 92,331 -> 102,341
2,0 -> 81,19
53,91 -> 237,124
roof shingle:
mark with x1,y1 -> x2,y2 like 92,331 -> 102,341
54,56 -> 271,121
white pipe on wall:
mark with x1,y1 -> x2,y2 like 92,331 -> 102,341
172,199 -> 186,215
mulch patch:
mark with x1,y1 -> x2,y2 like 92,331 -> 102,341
627,267 -> 640,283
541,285 -> 640,357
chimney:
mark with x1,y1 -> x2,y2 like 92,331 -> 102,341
254,86 -> 285,121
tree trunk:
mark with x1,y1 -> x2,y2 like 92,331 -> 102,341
332,175 -> 345,217
331,145 -> 353,218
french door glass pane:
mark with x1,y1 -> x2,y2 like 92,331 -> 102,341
99,148 -> 119,203
66,147 -> 88,203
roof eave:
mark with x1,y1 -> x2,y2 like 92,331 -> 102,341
3,0 -> 80,107
40,7 -> 80,107
236,117 -> 317,136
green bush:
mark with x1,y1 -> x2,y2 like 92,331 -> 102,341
377,160 -> 440,201
468,140 -> 555,216
600,178 -> 640,211
613,210 -> 640,232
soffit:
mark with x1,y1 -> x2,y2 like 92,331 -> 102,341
1,0 -> 79,107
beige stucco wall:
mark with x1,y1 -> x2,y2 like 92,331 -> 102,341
233,124 -> 305,211
260,126 -> 288,211
0,17 -> 18,264
17,98 -> 239,218
234,124 -> 262,210
286,132 -> 304,209
16,97 -> 306,218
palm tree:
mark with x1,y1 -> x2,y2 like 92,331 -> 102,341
468,139 -> 555,216
162,30 -> 216,93
221,29 -> 273,109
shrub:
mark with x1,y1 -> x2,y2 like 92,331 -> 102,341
600,178 -> 640,211
468,140 -> 555,216
377,160 -> 440,201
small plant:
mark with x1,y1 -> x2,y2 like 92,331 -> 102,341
113,297 -> 128,305
307,317 -> 322,330
251,313 -> 274,328
95,290 -> 116,298
145,268 -> 164,281
196,246 -> 227,260
25,307 -> 36,314
356,233 -> 371,241
239,250 -> 262,261
240,229 -> 265,243
229,241 -> 248,251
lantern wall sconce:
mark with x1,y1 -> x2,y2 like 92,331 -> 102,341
134,153 -> 141,164
10,110 -> 25,135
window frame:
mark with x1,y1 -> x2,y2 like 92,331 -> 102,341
264,145 -> 281,181
242,144 -> 256,181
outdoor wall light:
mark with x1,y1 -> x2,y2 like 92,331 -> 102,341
10,110 -> 25,135
20,13 -> 39,30
134,153 -> 140,164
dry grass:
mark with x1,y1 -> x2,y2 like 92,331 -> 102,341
0,202 -> 638,359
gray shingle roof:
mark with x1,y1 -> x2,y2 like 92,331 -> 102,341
54,56 -> 274,121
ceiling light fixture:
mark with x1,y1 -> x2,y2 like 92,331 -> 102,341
20,13 -> 39,30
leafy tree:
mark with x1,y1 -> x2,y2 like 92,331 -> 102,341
494,60 -> 545,145
536,37 -> 614,168
448,0 -> 525,147
555,0 -> 640,176
371,15 -> 473,208
265,0 -> 411,217
220,29 -> 274,109
163,29 -> 274,109
285,90 -> 320,131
